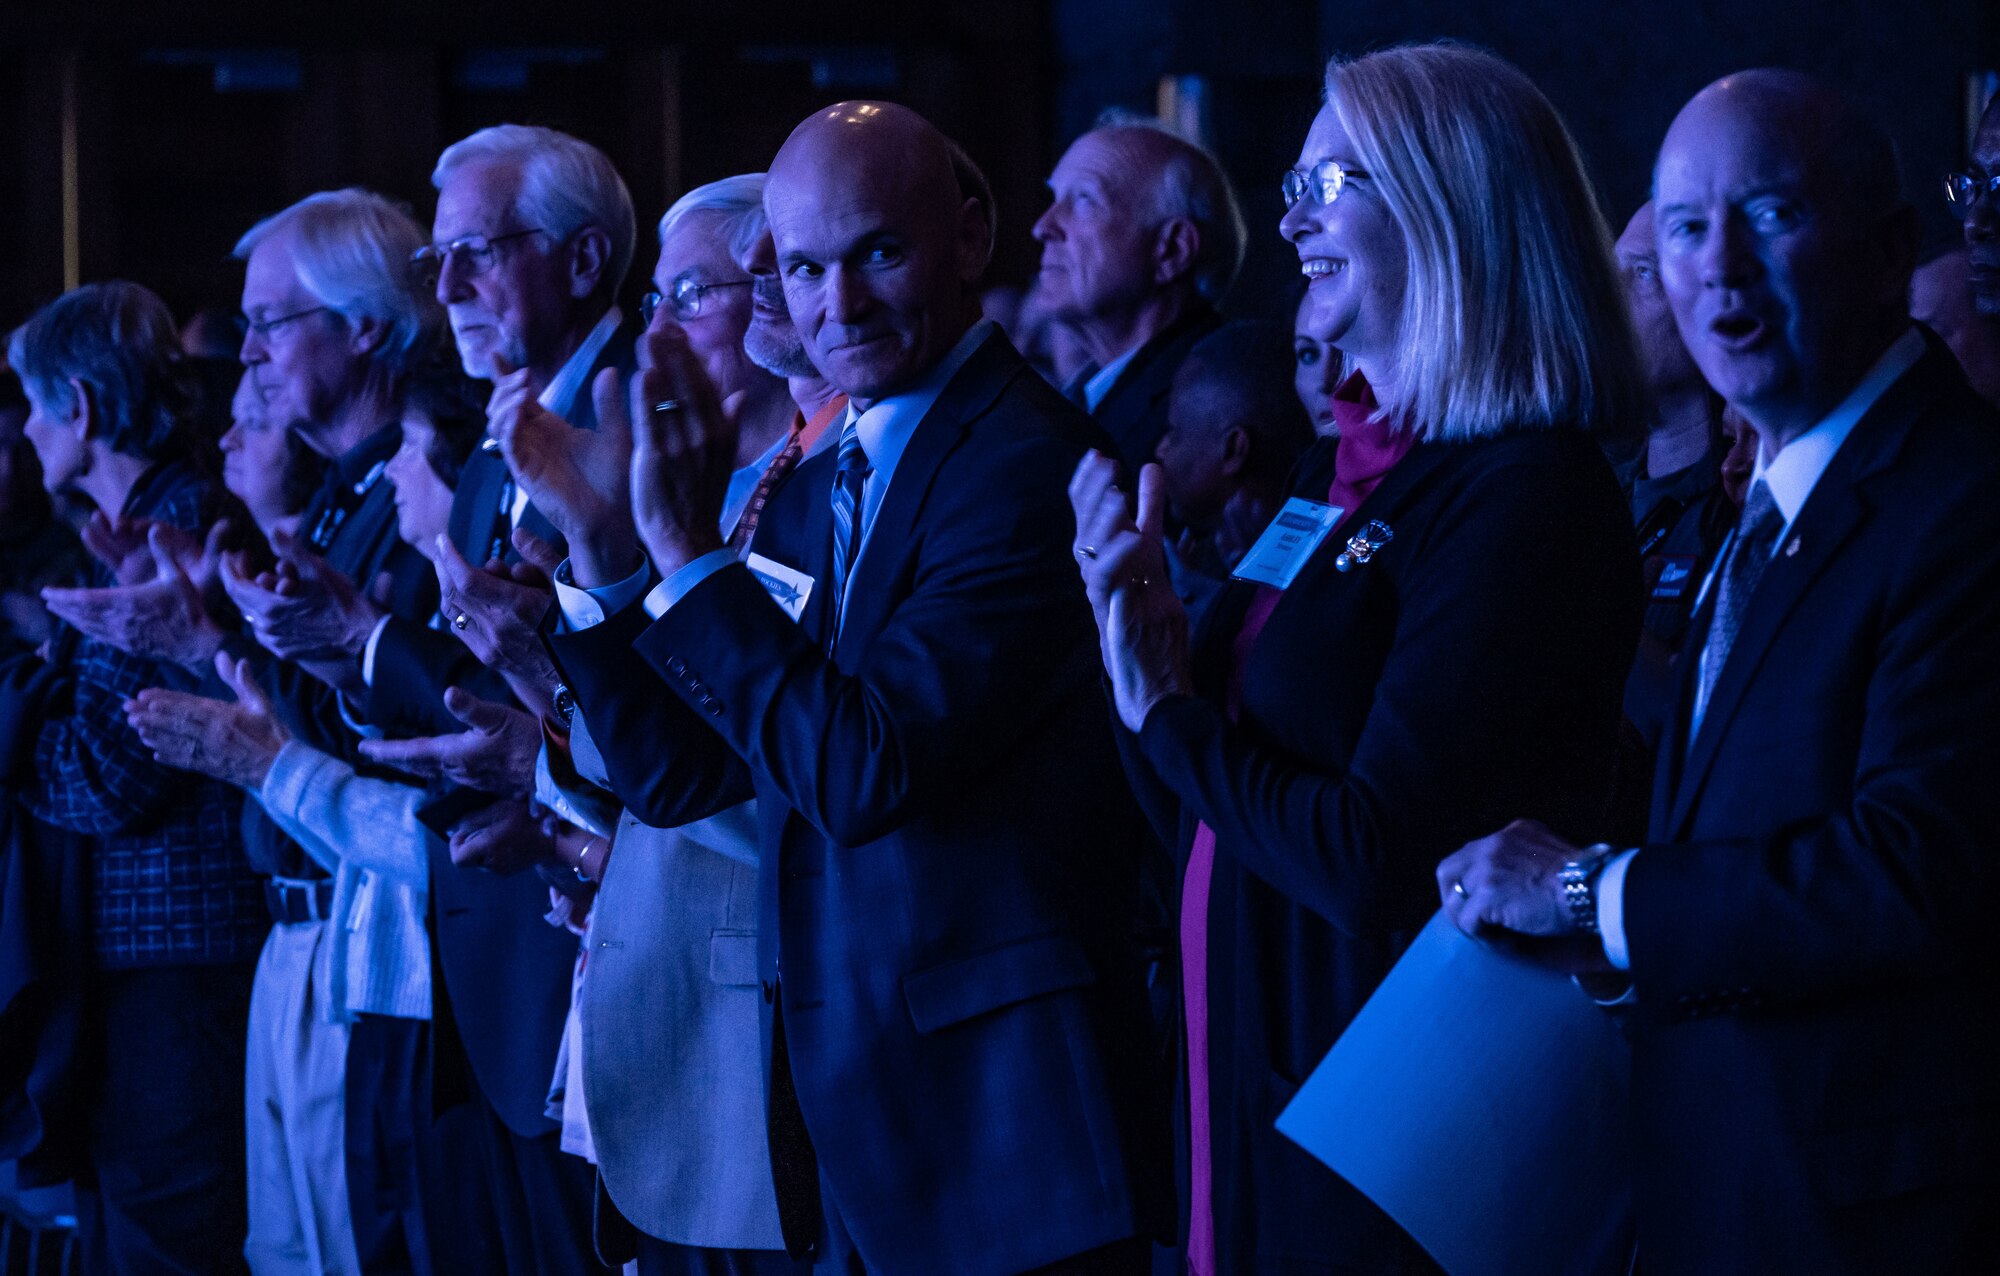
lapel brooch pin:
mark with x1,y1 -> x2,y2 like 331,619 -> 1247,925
1335,520 -> 1394,572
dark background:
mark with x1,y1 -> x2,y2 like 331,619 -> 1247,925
2,0 -> 1995,337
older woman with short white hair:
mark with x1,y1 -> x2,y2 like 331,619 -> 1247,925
1072,43 -> 1646,1272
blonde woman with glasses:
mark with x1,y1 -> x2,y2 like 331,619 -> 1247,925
1071,43 -> 1647,1273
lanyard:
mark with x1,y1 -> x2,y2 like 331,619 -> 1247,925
306,458 -> 389,554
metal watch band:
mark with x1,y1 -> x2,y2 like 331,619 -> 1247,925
1559,843 -> 1615,934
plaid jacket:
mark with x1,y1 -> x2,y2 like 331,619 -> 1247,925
31,460 -> 267,969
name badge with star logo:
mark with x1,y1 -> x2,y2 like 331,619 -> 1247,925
745,553 -> 815,622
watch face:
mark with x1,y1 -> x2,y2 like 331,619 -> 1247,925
554,685 -> 576,725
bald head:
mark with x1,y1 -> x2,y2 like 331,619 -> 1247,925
765,103 -> 989,403
1652,70 -> 1919,445
1663,70 -> 1903,217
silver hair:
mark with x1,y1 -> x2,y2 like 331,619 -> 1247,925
658,173 -> 768,260
433,124 -> 638,298
1091,109 -> 1247,302
234,188 -> 441,375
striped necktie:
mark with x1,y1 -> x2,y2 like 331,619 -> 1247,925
828,420 -> 870,643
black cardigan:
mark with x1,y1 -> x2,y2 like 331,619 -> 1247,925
1118,425 -> 1641,1272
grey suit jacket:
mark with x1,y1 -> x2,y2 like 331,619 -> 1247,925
542,713 -> 783,1254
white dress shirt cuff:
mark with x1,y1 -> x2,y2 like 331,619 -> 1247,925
335,693 -> 384,740
360,614 -> 393,687
553,558 -> 653,631
642,549 -> 738,620
1597,848 -> 1639,971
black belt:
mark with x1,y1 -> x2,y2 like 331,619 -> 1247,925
265,878 -> 335,924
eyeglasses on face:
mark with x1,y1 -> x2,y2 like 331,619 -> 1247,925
241,305 -> 333,340
640,276 -> 755,325
1282,159 -> 1370,209
1944,171 -> 2000,217
407,228 -> 548,290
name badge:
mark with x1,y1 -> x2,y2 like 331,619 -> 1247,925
1650,554 -> 1697,601
1230,498 -> 1347,589
746,553 -> 814,622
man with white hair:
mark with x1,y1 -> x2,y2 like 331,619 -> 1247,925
1032,113 -> 1245,469
358,124 -> 640,739
325,125 -> 640,1276
39,188 -> 464,1276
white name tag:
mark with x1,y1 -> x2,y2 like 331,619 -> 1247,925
1230,498 -> 1347,589
745,553 -> 815,622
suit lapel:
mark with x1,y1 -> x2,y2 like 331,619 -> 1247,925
831,333 -> 1017,658
1664,344 -> 1948,836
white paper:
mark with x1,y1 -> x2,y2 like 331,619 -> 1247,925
1276,913 -> 1635,1276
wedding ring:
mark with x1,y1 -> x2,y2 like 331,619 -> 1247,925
652,398 -> 683,415
1451,880 -> 1469,899
1075,545 -> 1098,562
452,612 -> 470,631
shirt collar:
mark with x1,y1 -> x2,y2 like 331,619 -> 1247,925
539,306 -> 622,421
334,422 -> 404,486
1750,325 -> 1924,525
1082,343 -> 1143,411
845,320 -> 993,478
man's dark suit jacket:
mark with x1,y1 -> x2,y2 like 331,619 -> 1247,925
365,323 -> 635,1140
1090,302 -> 1222,472
1119,427 -> 1639,1273
1625,333 -> 2000,1274
547,329 -> 1166,1276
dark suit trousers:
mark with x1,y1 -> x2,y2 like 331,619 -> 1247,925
813,1166 -> 1147,1275
636,1236 -> 809,1276
465,1077 -> 606,1275
74,963 -> 255,1276
344,1015 -> 490,1276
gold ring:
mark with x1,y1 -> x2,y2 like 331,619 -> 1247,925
653,399 -> 683,415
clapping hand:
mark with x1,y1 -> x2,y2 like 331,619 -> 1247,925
221,528 -> 382,670
628,324 -> 740,577
445,798 -> 559,875
356,686 -> 542,799
44,523 -> 232,670
432,531 -> 563,718
124,650 -> 291,790
487,354 -> 639,586
1068,453 -> 1192,732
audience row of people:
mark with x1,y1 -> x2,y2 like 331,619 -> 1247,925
3,38 -> 1999,1276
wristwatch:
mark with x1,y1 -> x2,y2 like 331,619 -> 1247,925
1558,844 -> 1616,934
552,683 -> 576,728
